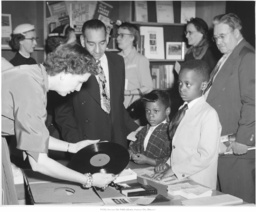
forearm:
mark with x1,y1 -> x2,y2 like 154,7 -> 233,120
28,153 -> 86,185
145,157 -> 157,166
48,136 -> 77,153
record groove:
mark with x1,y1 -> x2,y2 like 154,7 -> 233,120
68,142 -> 130,175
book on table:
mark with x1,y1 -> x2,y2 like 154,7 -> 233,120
119,182 -> 157,197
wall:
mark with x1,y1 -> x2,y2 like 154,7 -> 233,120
1,1 -> 45,63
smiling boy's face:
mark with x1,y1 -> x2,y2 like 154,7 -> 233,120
178,68 -> 205,103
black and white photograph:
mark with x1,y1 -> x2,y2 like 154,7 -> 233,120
1,0 -> 255,210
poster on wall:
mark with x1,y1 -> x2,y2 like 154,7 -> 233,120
134,1 -> 148,22
156,1 -> 174,23
93,1 -> 114,35
2,14 -> 12,48
140,26 -> 164,60
69,1 -> 97,34
180,1 -> 196,23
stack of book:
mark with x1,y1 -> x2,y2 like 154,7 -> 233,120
120,182 -> 157,197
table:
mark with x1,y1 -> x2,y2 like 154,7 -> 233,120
22,161 -> 245,206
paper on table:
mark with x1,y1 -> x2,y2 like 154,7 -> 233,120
181,194 -> 243,206
133,167 -> 187,185
168,182 -> 212,199
114,168 -> 137,183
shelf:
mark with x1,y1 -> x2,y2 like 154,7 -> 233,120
149,59 -> 183,63
2,46 -> 44,51
131,21 -> 185,26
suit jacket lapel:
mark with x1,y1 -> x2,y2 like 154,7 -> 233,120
105,53 -> 115,109
207,40 -> 245,102
82,74 -> 101,105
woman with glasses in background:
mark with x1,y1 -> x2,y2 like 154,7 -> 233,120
117,22 -> 153,125
184,18 -> 220,72
9,23 -> 38,66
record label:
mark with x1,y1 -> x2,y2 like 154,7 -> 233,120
68,142 -> 130,175
90,153 -> 110,167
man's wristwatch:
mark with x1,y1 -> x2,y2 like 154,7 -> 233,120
82,173 -> 93,188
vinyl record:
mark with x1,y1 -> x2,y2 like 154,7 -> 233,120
68,142 -> 130,175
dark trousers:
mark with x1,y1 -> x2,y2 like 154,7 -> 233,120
217,152 -> 255,203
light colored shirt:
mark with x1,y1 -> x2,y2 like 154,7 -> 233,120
2,64 -> 50,161
119,47 -> 153,108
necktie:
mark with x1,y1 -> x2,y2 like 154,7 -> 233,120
203,54 -> 228,94
168,104 -> 188,139
97,64 -> 111,114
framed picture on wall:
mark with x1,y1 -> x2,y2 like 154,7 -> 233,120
166,42 -> 185,61
140,26 -> 164,60
2,14 -> 12,48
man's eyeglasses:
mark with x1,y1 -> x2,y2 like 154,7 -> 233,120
212,31 -> 233,42
184,31 -> 197,36
24,37 -> 39,42
116,33 -> 133,38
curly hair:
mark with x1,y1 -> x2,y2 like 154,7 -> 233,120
44,42 -> 99,76
9,34 -> 25,51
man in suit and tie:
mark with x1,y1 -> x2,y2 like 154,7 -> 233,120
205,13 -> 255,203
55,19 -> 138,148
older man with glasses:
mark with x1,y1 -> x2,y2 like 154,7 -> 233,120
205,13 -> 255,203
9,23 -> 38,66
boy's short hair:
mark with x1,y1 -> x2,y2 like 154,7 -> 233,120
142,89 -> 171,109
180,60 -> 210,81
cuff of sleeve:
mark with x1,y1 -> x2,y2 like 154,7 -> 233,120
171,166 -> 187,180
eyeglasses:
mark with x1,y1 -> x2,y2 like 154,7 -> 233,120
212,31 -> 233,42
184,31 -> 197,36
24,37 -> 39,42
116,33 -> 133,38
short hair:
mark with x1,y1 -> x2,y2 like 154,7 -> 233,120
9,34 -> 25,51
46,24 -> 75,53
44,42 -> 98,76
186,17 -> 209,39
180,60 -> 210,81
142,89 -> 171,109
81,19 -> 106,36
213,13 -> 242,31
117,22 -> 140,46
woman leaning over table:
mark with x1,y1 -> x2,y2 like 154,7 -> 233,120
185,17 -> 220,72
117,22 -> 153,109
2,42 -> 115,205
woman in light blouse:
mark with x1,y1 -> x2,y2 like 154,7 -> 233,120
2,43 -> 115,204
117,22 -> 153,109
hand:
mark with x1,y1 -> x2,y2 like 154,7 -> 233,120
71,139 -> 100,153
92,173 -> 117,189
227,142 -> 248,155
132,153 -> 148,164
152,168 -> 175,181
154,162 -> 169,173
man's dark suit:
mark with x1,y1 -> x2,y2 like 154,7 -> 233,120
206,39 -> 255,203
55,52 -> 138,148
